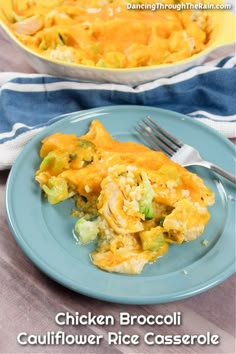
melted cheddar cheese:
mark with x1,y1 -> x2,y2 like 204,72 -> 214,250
2,0 -> 213,68
35,120 -> 215,274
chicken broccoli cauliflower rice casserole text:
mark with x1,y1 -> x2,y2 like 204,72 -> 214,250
35,120 -> 215,274
2,0 -> 214,68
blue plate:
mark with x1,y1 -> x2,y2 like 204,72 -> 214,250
5,106 -> 236,304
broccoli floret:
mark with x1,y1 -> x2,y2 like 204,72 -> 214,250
42,176 -> 71,204
38,151 -> 69,175
78,139 -> 95,149
139,227 -> 165,251
74,218 -> 98,244
139,172 -> 156,219
39,39 -> 48,50
12,11 -> 26,22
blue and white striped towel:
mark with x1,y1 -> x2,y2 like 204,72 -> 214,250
0,54 -> 236,170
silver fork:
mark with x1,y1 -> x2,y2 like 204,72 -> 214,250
135,116 -> 236,184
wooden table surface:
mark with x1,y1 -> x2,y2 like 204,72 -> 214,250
0,27 -> 235,354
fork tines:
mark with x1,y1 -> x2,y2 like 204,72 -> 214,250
135,116 -> 183,157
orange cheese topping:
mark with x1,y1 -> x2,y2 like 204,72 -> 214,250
2,0 -> 213,68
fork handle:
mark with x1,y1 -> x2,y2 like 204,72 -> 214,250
200,161 -> 236,184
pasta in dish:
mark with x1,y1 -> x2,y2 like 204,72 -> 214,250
35,120 -> 215,274
2,0 -> 213,68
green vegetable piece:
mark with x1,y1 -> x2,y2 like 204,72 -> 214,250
39,151 -> 66,175
139,228 -> 165,251
39,39 -> 48,50
12,11 -> 25,22
96,59 -> 106,67
78,139 -> 95,149
42,176 -> 69,204
69,153 -> 77,161
74,218 -> 98,244
77,139 -> 96,165
139,172 -> 156,219
159,217 -> 165,227
58,33 -> 65,45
